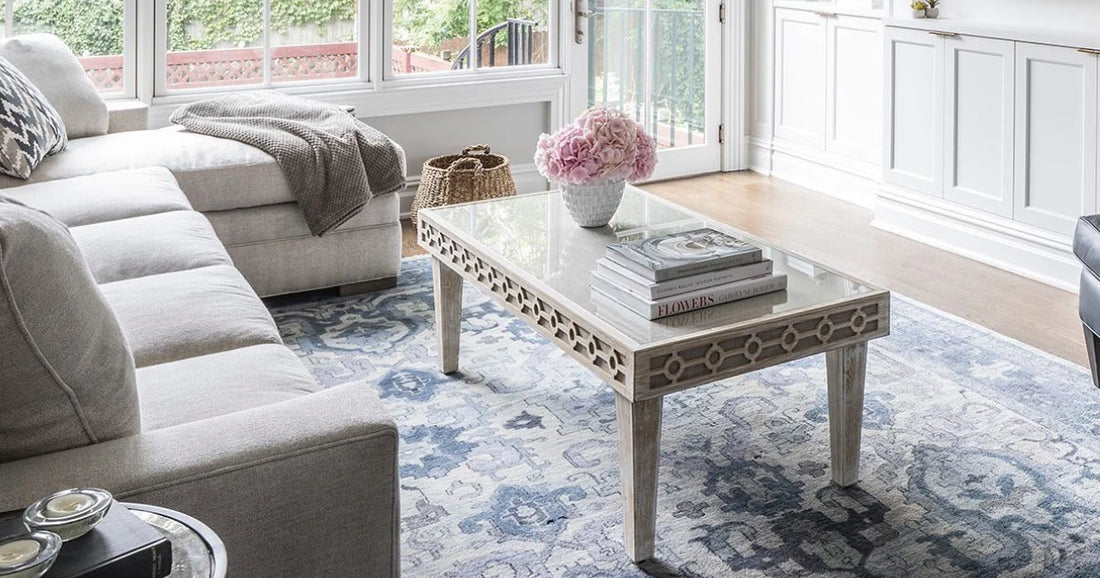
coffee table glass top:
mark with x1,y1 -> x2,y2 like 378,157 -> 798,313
422,186 -> 882,347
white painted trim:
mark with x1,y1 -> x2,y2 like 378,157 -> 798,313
723,0 -> 748,171
747,135 -> 773,174
751,137 -> 880,208
399,163 -> 546,218
874,184 -> 1082,292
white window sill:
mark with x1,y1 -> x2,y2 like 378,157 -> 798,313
146,71 -> 567,128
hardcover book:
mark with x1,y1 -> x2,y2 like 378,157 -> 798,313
605,228 -> 763,282
590,272 -> 788,320
595,258 -> 774,300
0,502 -> 172,578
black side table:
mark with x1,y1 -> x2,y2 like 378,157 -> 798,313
122,503 -> 227,578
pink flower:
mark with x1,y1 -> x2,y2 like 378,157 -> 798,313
533,106 -> 659,186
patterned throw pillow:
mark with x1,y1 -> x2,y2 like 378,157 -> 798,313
0,55 -> 65,179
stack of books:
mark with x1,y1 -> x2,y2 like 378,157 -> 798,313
590,227 -> 788,320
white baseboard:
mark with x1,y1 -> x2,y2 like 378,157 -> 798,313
873,184 -> 1081,293
748,137 -> 880,209
747,136 -> 773,175
399,162 -> 546,218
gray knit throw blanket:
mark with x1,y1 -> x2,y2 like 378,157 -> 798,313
170,92 -> 406,236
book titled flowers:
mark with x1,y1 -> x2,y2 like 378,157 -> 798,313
606,228 -> 764,282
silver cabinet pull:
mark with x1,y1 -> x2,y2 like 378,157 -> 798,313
928,31 -> 959,37
1078,48 -> 1100,55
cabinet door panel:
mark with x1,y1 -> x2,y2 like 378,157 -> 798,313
827,15 -> 881,162
884,27 -> 943,196
774,8 -> 826,148
1014,44 -> 1098,236
944,36 -> 1014,217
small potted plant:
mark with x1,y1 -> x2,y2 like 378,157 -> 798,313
911,0 -> 928,17
534,107 -> 657,228
925,0 -> 941,18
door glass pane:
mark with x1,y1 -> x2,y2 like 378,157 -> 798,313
12,0 -> 125,93
391,0 -> 470,75
166,0 -> 264,90
474,0 -> 550,69
588,0 -> 707,150
270,0 -> 358,83
650,0 -> 705,148
588,0 -> 645,123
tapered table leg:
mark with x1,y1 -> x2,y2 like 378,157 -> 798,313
615,393 -> 663,563
432,258 -> 462,374
826,341 -> 868,487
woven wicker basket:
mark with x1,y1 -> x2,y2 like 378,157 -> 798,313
410,145 -> 517,225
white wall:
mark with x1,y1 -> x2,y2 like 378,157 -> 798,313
888,0 -> 1100,27
365,103 -> 550,216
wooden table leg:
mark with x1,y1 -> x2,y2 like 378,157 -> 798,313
432,258 -> 462,374
615,393 -> 663,563
826,341 -> 868,487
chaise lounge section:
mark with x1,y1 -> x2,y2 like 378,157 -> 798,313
0,33 -> 403,298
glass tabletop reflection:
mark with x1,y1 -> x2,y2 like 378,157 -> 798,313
422,186 -> 880,348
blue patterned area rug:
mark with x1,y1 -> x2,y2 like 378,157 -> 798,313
267,257 -> 1100,577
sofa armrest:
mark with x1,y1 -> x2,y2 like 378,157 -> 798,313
106,100 -> 149,133
0,383 -> 399,577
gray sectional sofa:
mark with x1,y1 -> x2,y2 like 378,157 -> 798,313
0,167 -> 400,576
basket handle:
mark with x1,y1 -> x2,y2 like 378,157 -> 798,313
461,144 -> 491,156
447,157 -> 484,174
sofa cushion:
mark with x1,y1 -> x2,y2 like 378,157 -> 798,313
0,128 -> 294,212
0,199 -> 139,463
136,344 -> 321,431
100,264 -> 282,367
2,168 -> 191,226
0,34 -> 109,140
205,193 -> 399,247
0,55 -> 66,179
70,211 -> 232,284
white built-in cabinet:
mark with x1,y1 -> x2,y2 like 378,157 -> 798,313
1013,43 -> 1098,234
885,23 -> 1100,237
774,5 -> 881,163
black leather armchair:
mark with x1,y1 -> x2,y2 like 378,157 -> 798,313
1075,215 -> 1100,386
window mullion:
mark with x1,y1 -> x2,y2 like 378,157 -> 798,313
262,0 -> 272,86
468,0 -> 478,71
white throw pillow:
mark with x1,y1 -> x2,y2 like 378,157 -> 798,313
0,34 -> 109,140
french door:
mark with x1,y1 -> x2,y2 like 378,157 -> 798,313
568,0 -> 724,180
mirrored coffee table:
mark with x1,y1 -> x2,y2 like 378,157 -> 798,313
417,186 -> 890,562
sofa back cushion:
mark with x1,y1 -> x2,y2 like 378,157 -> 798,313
0,55 -> 66,179
0,197 -> 139,463
0,34 -> 108,140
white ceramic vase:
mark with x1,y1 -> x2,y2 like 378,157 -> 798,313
912,8 -> 926,17
925,6 -> 939,17
560,180 -> 626,228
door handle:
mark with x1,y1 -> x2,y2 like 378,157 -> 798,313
928,31 -> 959,37
1078,47 -> 1100,55
575,0 -> 595,45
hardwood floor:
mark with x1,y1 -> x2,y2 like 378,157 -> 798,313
401,171 -> 1086,366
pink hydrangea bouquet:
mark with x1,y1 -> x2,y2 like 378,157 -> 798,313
534,107 -> 657,186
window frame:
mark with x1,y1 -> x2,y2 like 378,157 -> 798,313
152,0 -> 372,97
382,0 -> 560,85
148,0 -> 562,98
1,0 -> 137,99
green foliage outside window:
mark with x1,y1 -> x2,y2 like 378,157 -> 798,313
9,0 -> 358,55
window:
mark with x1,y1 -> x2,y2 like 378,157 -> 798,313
390,0 -> 552,77
1,0 -> 127,94
163,0 -> 360,91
